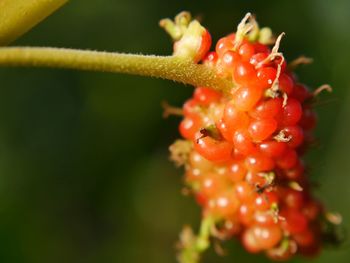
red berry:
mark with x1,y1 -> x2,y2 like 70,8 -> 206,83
283,125 -> 304,148
276,98 -> 302,126
233,130 -> 256,155
238,43 -> 255,61
210,190 -> 239,218
208,102 -> 224,123
250,98 -> 283,119
278,73 -> 294,95
243,225 -> 282,252
234,61 -> 258,86
292,84 -> 312,103
219,219 -> 242,237
283,188 -> 304,209
256,67 -> 277,89
302,201 -> 322,221
248,118 -> 278,142
246,172 -> 267,188
185,168 -> 203,184
245,153 -> 275,173
235,181 -> 255,202
189,151 -> 212,172
179,114 -> 202,139
299,107 -> 317,130
253,43 -> 270,54
223,101 -> 250,133
194,133 -> 233,162
222,50 -> 241,70
242,226 -> 263,253
227,161 -> 247,182
249,52 -> 269,67
254,191 -> 279,210
216,34 -> 235,56
258,140 -> 287,158
254,211 -> 276,226
239,203 -> 255,226
284,161 -> 305,180
194,87 -> 222,105
281,209 -> 308,234
273,56 -> 287,72
196,30 -> 212,62
276,149 -> 298,169
231,85 -> 263,111
294,229 -> 315,247
199,172 -> 228,199
216,119 -> 233,142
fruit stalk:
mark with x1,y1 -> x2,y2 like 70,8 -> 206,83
0,0 -> 68,45
178,217 -> 214,263
0,47 -> 232,92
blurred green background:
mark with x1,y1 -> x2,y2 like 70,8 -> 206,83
0,0 -> 349,262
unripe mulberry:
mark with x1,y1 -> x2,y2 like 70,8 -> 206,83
164,12 -> 342,262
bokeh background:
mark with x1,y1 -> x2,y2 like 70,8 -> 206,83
0,0 -> 349,262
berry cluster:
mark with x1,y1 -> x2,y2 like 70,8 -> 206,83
165,12 -> 340,261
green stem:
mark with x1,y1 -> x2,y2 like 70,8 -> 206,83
196,216 -> 213,251
0,0 -> 68,45
0,47 -> 232,92
178,217 -> 215,263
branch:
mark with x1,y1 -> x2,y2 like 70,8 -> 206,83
0,47 -> 232,92
0,0 -> 68,45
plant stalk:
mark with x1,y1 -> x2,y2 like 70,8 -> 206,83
0,47 -> 232,92
177,217 -> 214,263
0,0 -> 69,45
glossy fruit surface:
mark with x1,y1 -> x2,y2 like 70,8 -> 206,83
167,12 -> 337,262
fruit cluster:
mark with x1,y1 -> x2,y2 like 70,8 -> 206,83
165,12 -> 340,261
